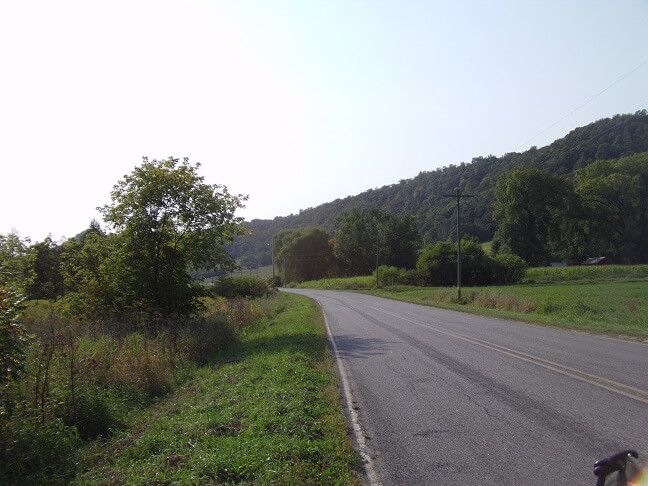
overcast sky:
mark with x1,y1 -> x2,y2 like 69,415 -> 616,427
2,0 -> 647,242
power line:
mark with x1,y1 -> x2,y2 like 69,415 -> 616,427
517,58 -> 648,151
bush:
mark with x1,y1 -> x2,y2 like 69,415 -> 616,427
400,268 -> 423,286
417,239 -> 494,286
0,288 -> 28,391
417,241 -> 456,286
179,313 -> 236,365
460,240 -> 494,286
0,415 -> 81,484
416,240 -> 528,287
493,254 -> 528,284
375,265 -> 403,287
62,385 -> 122,440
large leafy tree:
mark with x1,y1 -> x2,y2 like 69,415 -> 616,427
493,166 -> 577,266
0,288 -> 27,391
99,157 -> 247,316
333,208 -> 419,276
575,152 -> 648,263
59,230 -> 130,318
273,227 -> 336,283
0,232 -> 32,291
25,236 -> 64,300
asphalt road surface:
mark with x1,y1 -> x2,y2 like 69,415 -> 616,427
285,289 -> 648,485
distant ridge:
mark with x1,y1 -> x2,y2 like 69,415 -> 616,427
233,111 -> 648,267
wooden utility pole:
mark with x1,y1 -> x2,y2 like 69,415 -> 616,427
442,188 -> 474,300
375,232 -> 380,288
270,239 -> 275,282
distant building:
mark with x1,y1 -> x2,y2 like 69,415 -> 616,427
582,256 -> 609,265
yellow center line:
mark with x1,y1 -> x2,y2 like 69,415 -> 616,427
367,304 -> 648,406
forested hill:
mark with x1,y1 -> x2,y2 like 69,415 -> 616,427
233,111 -> 648,267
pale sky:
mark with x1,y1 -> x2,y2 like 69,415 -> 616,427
2,0 -> 647,242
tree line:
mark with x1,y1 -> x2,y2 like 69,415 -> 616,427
0,158 -> 263,483
1,157 -> 248,319
271,150 -> 648,285
233,111 -> 648,266
493,152 -> 648,265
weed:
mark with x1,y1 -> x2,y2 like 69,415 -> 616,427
625,299 -> 637,312
1,295 -> 263,484
73,293 -> 361,485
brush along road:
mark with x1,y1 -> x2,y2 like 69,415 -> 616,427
285,289 -> 648,485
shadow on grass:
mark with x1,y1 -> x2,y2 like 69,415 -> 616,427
226,330 -> 393,362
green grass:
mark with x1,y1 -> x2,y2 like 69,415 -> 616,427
522,264 -> 648,284
294,265 -> 648,337
74,293 -> 361,485
371,280 -> 648,337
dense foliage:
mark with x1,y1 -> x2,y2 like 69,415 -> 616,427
575,153 -> 648,263
274,227 -> 337,282
0,288 -> 27,390
233,111 -> 648,265
416,239 -> 527,286
333,208 -> 419,276
98,157 -> 248,316
0,158 -> 248,319
493,152 -> 648,265
493,167 -> 578,266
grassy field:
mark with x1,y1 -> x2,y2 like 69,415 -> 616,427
372,281 -> 648,337
297,266 -> 648,338
74,293 -> 361,485
522,264 -> 648,284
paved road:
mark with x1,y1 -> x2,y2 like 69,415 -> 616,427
285,289 -> 648,485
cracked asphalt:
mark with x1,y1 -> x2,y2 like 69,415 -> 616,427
285,289 -> 648,485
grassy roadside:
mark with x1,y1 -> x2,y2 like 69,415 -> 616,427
295,266 -> 648,338
369,281 -> 648,337
74,293 -> 361,485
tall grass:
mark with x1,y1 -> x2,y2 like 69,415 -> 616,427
74,293 -> 360,485
523,264 -> 648,284
373,280 -> 648,336
0,297 -> 263,485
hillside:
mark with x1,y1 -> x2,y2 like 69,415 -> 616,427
233,111 -> 648,267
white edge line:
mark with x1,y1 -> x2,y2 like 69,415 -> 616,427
319,303 -> 381,486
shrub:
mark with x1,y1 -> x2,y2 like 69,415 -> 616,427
493,254 -> 528,284
460,240 -> 494,286
0,288 -> 28,391
0,415 -> 81,484
61,385 -> 122,440
417,239 -> 497,286
375,265 -> 403,287
180,313 -> 236,365
417,241 -> 456,286
400,268 -> 423,286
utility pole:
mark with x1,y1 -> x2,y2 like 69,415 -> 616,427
375,232 -> 380,288
269,239 -> 275,283
442,188 -> 474,300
